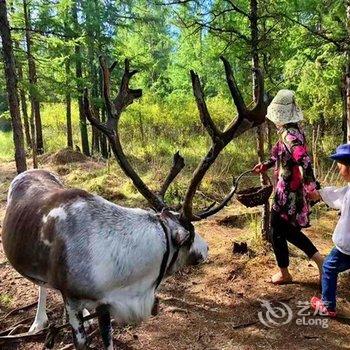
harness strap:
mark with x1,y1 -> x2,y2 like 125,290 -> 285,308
154,218 -> 192,289
167,249 -> 180,273
154,220 -> 171,289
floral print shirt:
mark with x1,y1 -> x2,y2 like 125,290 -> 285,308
264,124 -> 317,228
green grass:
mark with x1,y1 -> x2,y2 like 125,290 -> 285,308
0,130 -> 14,161
0,293 -> 13,307
0,97 -> 261,166
40,101 -> 81,153
0,97 -> 340,201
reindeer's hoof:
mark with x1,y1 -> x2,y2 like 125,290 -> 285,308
82,308 -> 95,329
28,315 -> 49,334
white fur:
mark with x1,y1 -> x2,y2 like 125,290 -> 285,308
39,207 -> 67,246
6,170 -> 209,348
70,200 -> 87,211
47,207 -> 67,221
191,231 -> 209,259
6,171 -> 27,205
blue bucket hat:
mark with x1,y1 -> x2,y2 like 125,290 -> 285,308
330,144 -> 350,164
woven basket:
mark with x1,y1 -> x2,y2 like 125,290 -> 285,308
234,170 -> 273,208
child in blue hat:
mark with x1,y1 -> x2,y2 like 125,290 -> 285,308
308,143 -> 350,317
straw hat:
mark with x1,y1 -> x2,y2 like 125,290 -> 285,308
266,89 -> 303,125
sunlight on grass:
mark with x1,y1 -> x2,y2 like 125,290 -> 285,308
41,102 -> 81,153
0,131 -> 14,161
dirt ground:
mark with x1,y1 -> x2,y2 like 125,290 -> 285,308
0,159 -> 350,349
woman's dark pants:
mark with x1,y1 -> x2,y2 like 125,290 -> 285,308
269,211 -> 318,268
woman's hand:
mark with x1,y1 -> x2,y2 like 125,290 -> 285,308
253,163 -> 267,174
307,190 -> 321,202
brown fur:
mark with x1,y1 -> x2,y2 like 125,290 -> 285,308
2,171 -> 93,292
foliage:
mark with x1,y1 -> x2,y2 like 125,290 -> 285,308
0,0 -> 348,178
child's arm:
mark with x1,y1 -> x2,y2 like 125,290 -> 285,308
318,186 -> 349,210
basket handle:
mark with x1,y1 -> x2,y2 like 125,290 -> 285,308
233,169 -> 272,191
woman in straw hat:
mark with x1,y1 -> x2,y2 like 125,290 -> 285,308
254,89 -> 324,284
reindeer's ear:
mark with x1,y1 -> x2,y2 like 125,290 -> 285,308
171,227 -> 190,247
157,209 -> 189,246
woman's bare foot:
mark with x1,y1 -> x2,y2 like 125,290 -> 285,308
271,270 -> 293,285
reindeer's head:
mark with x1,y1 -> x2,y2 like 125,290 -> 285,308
155,208 -> 208,273
83,55 -> 266,276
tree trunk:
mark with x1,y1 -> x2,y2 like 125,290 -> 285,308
85,0 -> 100,155
30,101 -> 38,168
91,106 -> 100,155
99,68 -> 108,158
251,0 -> 270,240
23,0 -> 44,154
90,62 -> 100,155
65,59 -> 73,148
312,123 -> 321,178
341,76 -> 347,143
100,107 -> 108,158
15,41 -> 31,149
72,0 -> 90,156
267,119 -> 273,150
0,1 -> 27,173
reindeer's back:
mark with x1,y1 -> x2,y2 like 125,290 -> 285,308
2,170 -> 164,300
2,169 -> 93,288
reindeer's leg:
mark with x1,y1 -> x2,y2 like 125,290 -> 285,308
96,304 -> 113,350
65,299 -> 89,350
28,286 -> 49,334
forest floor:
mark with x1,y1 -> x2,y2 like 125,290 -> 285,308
1,152 -> 350,349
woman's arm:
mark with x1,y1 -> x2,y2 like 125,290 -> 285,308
253,141 -> 279,174
260,143 -> 279,170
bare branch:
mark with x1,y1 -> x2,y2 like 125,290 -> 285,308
265,10 -> 346,50
224,0 -> 249,18
156,0 -> 195,4
10,26 -> 72,38
191,21 -> 250,42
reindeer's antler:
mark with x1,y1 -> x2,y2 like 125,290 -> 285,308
158,151 -> 185,200
84,56 -> 265,222
180,57 -> 266,222
84,56 -> 184,211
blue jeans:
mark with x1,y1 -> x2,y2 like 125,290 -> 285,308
322,247 -> 350,311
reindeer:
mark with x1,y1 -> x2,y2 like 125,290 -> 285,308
2,56 -> 266,349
